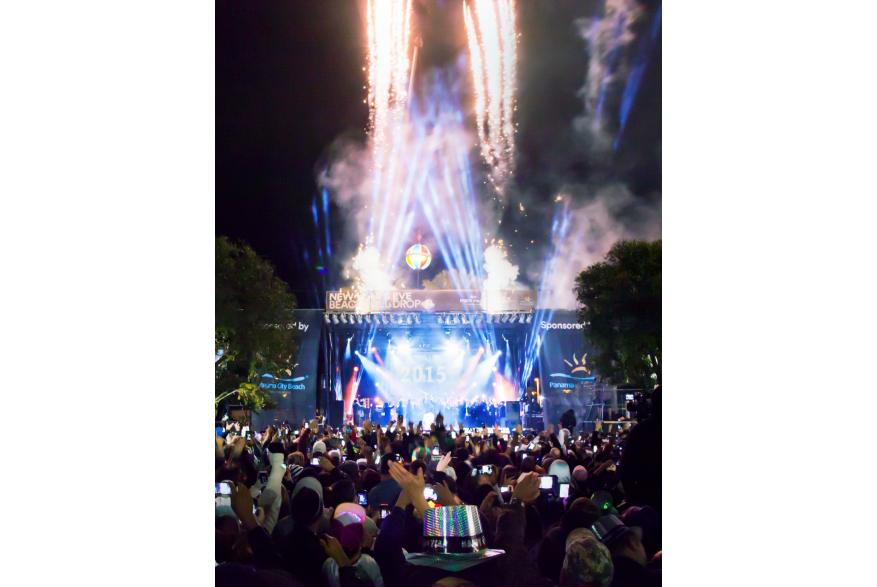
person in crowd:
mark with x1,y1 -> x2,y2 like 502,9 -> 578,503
560,409 -> 577,433
216,405 -> 661,587
590,515 -> 659,587
367,453 -> 402,516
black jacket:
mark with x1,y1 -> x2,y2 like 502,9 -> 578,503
610,555 -> 661,587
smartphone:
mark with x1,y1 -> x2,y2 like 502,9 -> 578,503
481,465 -> 493,475
380,505 -> 391,519
423,487 -> 438,501
528,442 -> 536,450
357,492 -> 368,506
432,447 -> 440,455
258,471 -> 268,484
311,457 -> 320,466
342,440 -> 346,447
500,486 -> 511,499
539,475 -> 556,491
558,483 -> 570,498
215,482 -> 232,508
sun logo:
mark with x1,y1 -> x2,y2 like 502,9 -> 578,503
524,296 -> 532,302
564,353 -> 590,375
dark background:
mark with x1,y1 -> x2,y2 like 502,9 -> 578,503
216,0 -> 661,309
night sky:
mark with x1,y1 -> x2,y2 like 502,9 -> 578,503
216,0 -> 661,309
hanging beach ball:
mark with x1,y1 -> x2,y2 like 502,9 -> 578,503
405,244 -> 431,269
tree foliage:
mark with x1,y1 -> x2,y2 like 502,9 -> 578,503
574,239 -> 661,392
215,237 -> 299,413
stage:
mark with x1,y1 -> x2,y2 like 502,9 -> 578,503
249,296 -> 629,433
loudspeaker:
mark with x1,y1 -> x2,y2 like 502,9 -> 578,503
505,401 -> 521,429
327,400 -> 345,428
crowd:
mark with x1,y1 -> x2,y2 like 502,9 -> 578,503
215,387 -> 661,587
353,397 -> 507,429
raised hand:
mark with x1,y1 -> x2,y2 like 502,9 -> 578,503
434,480 -> 458,507
319,534 -> 351,568
229,482 -> 258,530
511,472 -> 540,504
387,460 -> 428,518
436,452 -> 453,473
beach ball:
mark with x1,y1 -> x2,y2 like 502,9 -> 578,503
405,244 -> 431,269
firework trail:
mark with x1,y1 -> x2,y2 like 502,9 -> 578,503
463,0 -> 517,191
366,0 -> 413,165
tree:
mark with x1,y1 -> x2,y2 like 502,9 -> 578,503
574,239 -> 661,392
216,236 -> 300,414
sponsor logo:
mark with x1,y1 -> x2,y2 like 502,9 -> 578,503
549,352 -> 596,386
259,373 -> 309,391
564,353 -> 590,375
540,321 -> 584,329
422,299 -> 435,310
520,296 -> 535,306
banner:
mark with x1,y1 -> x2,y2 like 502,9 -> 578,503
326,289 -> 537,314
536,311 -> 601,427
538,311 -> 595,391
252,309 -> 323,429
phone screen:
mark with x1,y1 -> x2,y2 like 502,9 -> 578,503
258,472 -> 268,484
539,476 -> 554,490
559,483 -> 570,498
423,487 -> 438,501
432,447 -> 439,455
481,465 -> 492,475
215,482 -> 232,495
380,505 -> 390,519
357,492 -> 368,506
311,458 -> 320,466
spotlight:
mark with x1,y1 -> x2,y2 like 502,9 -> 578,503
501,314 -> 509,323
364,314 -> 371,324
332,315 -> 339,324
526,314 -> 533,324
437,315 -> 444,325
509,314 -> 517,323
324,314 -> 330,324
371,347 -> 376,352
340,314 -> 348,324
406,314 -> 413,325
381,315 -> 389,325
354,366 -> 359,372
475,313 -> 482,323
414,314 -> 421,324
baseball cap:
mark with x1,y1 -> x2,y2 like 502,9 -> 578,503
590,515 -> 642,549
563,537 -> 613,587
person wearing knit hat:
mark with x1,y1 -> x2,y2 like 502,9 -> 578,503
356,458 -> 368,471
321,512 -> 385,587
278,484 -> 331,586
561,536 -> 613,587
339,460 -> 360,480
549,459 -> 572,485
